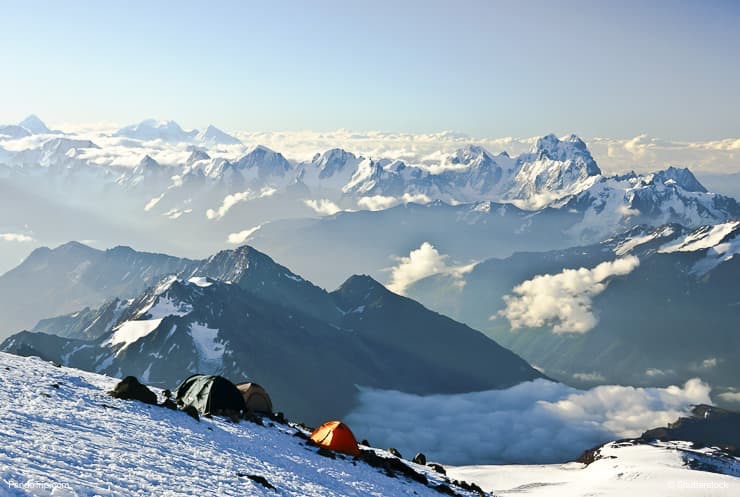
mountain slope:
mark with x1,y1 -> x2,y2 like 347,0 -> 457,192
0,352 -> 482,497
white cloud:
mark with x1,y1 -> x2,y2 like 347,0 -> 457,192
718,391 -> 740,403
144,193 -> 165,212
163,208 -> 192,220
0,233 -> 33,242
700,358 -> 718,369
357,195 -> 398,211
386,242 -> 475,295
227,225 -> 262,245
617,204 -> 640,217
500,256 -> 640,333
401,192 -> 432,204
206,187 -> 277,220
645,368 -> 674,377
304,198 -> 342,216
345,378 -> 711,465
207,191 -> 250,220
357,192 -> 433,212
572,372 -> 606,382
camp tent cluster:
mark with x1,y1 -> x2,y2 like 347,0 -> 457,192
175,374 -> 273,416
176,374 -> 362,457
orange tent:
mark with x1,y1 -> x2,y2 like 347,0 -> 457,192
309,421 -> 360,456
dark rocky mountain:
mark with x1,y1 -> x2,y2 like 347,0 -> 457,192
641,405 -> 740,457
1,244 -> 543,424
0,242 -> 200,338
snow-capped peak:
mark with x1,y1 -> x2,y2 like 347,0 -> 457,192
19,114 -> 52,134
196,124 -> 242,145
186,148 -> 211,165
312,148 -> 358,169
650,166 -> 707,193
505,134 -> 602,208
137,154 -> 160,171
233,145 -> 292,178
529,133 -> 600,174
448,144 -> 494,166
115,119 -> 197,142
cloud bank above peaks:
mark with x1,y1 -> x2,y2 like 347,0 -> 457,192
346,378 -> 710,465
499,256 -> 640,333
7,121 -> 739,175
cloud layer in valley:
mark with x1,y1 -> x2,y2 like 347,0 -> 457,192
499,256 -> 640,333
346,378 -> 711,465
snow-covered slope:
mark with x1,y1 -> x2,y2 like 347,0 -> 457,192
0,352 -> 479,497
448,440 -> 739,497
2,352 -> 736,496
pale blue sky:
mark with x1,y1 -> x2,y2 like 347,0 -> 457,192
1,0 -> 738,139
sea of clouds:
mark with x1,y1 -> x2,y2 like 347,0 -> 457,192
346,378 -> 711,466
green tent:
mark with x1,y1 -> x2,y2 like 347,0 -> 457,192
175,374 -> 246,415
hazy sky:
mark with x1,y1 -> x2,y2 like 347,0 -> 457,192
1,0 -> 738,140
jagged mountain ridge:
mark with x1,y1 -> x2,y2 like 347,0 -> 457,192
2,119 -> 734,217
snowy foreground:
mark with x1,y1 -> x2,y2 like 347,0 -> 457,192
1,352 -> 738,497
448,442 -> 739,497
0,353 -> 476,497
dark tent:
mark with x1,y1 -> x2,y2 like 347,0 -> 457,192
236,382 -> 273,414
175,374 -> 246,415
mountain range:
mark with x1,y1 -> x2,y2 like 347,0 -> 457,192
0,242 -> 543,424
2,116 -> 737,286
